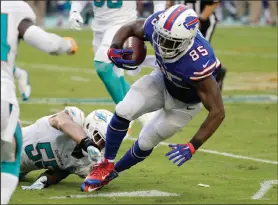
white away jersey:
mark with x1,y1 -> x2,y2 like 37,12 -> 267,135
1,1 -> 36,104
20,113 -> 93,178
91,0 -> 137,32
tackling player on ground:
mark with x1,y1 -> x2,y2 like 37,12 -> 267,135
20,107 -> 112,190
81,4 -> 225,192
1,1 -> 77,203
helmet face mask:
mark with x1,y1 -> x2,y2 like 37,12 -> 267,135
83,109 -> 113,151
152,5 -> 198,60
152,27 -> 192,59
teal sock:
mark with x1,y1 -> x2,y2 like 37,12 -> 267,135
1,123 -> 22,177
94,61 -> 125,104
119,76 -> 130,95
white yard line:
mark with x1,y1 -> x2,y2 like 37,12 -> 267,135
17,62 -> 95,75
20,119 -> 278,165
251,180 -> 278,200
49,190 -> 180,199
127,137 -> 278,165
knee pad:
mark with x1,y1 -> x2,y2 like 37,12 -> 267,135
138,128 -> 160,151
115,101 -> 135,122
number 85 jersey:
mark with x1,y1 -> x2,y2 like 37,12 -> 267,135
144,11 -> 221,104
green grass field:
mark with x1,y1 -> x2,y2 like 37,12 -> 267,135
10,27 -> 277,204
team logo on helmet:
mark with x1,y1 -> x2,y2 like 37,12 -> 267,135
183,16 -> 199,30
95,111 -> 107,122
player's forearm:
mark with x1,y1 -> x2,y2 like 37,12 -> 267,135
57,120 -> 86,144
39,169 -> 70,187
23,25 -> 72,55
191,109 -> 225,149
200,3 -> 219,20
70,1 -> 88,13
111,20 -> 145,48
111,27 -> 136,48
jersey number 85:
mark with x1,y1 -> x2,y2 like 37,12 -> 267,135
189,46 -> 208,61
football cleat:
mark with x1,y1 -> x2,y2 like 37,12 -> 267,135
81,159 -> 117,192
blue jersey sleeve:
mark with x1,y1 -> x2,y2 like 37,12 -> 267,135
181,33 -> 221,81
143,11 -> 164,43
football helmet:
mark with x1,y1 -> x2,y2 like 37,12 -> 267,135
83,109 -> 113,149
152,4 -> 199,59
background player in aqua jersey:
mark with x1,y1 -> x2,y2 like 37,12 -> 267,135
69,1 -> 156,126
1,1 -> 77,203
20,107 -> 111,190
69,1 -> 136,105
81,4 -> 225,192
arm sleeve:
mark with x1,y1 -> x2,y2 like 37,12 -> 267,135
70,1 -> 88,13
23,25 -> 72,55
38,169 -> 71,187
189,58 -> 218,81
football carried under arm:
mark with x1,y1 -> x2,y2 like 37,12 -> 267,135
107,20 -> 146,69
18,19 -> 78,55
110,19 -> 146,48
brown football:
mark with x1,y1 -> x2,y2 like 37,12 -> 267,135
123,37 -> 147,66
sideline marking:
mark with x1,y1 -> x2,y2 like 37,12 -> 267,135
49,190 -> 180,199
127,137 -> 278,165
251,180 -> 278,200
18,95 -> 278,105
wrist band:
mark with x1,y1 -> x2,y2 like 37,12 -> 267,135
189,138 -> 203,150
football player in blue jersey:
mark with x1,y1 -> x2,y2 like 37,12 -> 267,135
81,4 -> 225,192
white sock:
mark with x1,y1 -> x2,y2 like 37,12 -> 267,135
1,173 -> 18,204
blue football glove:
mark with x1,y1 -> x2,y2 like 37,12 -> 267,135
165,143 -> 196,167
107,48 -> 138,70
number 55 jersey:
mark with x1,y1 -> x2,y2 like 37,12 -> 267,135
144,11 -> 221,104
20,113 -> 92,178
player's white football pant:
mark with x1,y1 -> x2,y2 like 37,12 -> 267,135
115,69 -> 201,151
1,100 -> 19,162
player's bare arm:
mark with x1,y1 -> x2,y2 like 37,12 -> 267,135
191,76 -> 225,148
17,19 -> 77,55
21,169 -> 71,190
38,169 -> 71,187
110,19 -> 145,48
49,109 -> 103,161
49,112 -> 87,144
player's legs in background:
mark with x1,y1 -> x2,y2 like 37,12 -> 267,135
1,101 -> 22,204
115,93 -> 202,173
104,69 -> 165,162
93,26 -> 129,104
201,15 -> 227,91
153,0 -> 166,13
13,66 -> 31,101
268,0 -> 277,26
